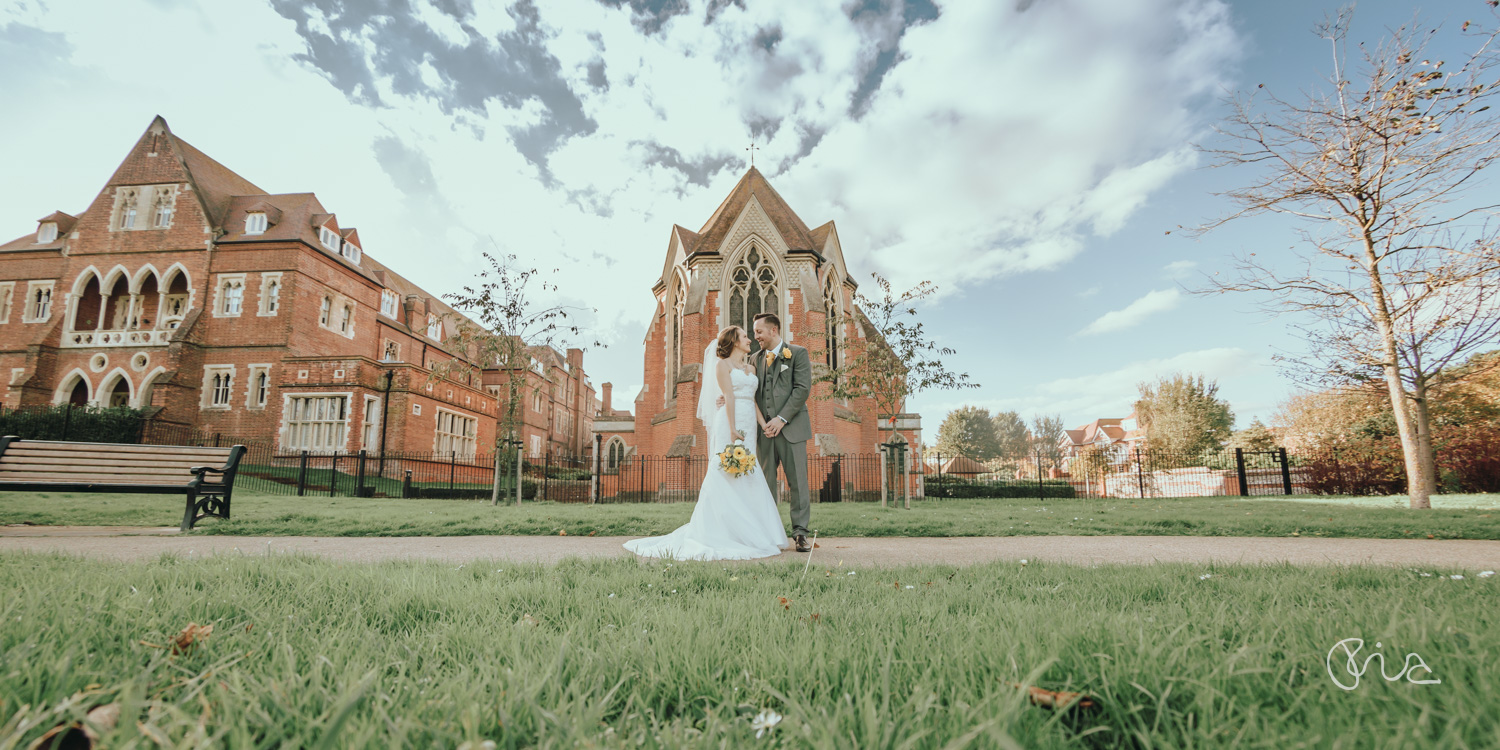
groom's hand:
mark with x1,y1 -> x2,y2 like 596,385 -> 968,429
765,420 -> 783,438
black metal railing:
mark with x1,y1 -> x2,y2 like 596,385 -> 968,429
13,408 -> 1485,501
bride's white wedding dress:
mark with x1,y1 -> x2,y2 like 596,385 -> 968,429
624,367 -> 789,561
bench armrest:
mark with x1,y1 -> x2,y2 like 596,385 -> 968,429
190,447 -> 246,480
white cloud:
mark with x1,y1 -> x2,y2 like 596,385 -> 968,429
1164,260 -> 1198,279
922,347 -> 1267,428
0,0 -> 1242,409
1078,289 -> 1181,336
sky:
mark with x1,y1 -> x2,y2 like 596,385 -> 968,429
1,0 -> 1492,436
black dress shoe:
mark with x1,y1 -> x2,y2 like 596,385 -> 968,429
794,535 -> 811,552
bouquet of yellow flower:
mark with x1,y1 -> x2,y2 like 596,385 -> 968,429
718,442 -> 757,477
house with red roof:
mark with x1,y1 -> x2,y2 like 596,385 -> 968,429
1057,411 -> 1147,462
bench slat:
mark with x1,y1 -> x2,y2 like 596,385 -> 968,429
4,447 -> 233,461
0,463 -> 198,477
0,472 -> 202,485
10,442 -> 235,457
0,456 -> 223,470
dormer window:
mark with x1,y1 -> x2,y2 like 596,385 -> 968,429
36,223 -> 57,244
380,289 -> 399,319
319,226 -> 340,251
245,212 -> 267,235
342,242 -> 361,265
426,314 -> 442,340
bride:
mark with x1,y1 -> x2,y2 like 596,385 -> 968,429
623,325 -> 790,561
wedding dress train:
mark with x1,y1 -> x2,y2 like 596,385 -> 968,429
623,367 -> 789,561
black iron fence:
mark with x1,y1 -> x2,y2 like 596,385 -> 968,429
923,442 -> 1500,499
9,407 -> 1490,501
595,453 -> 897,503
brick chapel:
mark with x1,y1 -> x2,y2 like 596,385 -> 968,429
0,117 -> 596,458
591,166 -> 923,469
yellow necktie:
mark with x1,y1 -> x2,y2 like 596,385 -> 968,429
765,351 -> 774,365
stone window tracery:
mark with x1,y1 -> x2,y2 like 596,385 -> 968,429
727,246 -> 778,343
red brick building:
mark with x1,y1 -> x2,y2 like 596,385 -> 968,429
592,166 -> 922,471
0,116 -> 514,457
482,342 -> 595,459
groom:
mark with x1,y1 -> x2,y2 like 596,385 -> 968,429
751,313 -> 812,552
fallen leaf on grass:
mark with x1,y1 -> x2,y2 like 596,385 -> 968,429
559,530 -> 568,536
31,702 -> 121,750
1005,682 -> 1096,711
777,597 -> 791,610
516,614 -> 540,628
587,531 -> 596,536
171,623 -> 213,655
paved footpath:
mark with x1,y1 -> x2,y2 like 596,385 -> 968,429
2,526 -> 1498,569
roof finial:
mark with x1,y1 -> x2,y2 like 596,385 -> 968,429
745,139 -> 759,168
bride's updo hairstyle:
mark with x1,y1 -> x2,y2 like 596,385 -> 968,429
716,326 -> 743,359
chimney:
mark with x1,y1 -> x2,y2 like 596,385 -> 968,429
402,295 -> 419,328
567,348 -> 583,369
601,383 -> 613,415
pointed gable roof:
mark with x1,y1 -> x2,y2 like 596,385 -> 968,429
171,133 -> 264,228
808,221 -> 832,249
671,224 -> 699,255
693,167 -> 817,255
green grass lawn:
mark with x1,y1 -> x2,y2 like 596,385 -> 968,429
0,553 -> 1493,748
1,491 -> 1498,539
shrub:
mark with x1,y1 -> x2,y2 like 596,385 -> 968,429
1303,442 -> 1406,496
925,480 -> 1074,499
1435,424 -> 1500,493
0,405 -> 149,444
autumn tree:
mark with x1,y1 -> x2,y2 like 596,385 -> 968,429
1197,8 -> 1500,508
1226,418 -> 1279,452
1134,373 -> 1235,456
935,406 -> 1003,458
991,410 -> 1032,460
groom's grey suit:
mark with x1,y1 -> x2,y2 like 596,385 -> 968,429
755,340 -> 812,537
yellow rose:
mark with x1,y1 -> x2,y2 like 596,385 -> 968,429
781,348 -> 792,359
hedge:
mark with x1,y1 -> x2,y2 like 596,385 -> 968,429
925,480 -> 1075,499
0,405 -> 149,444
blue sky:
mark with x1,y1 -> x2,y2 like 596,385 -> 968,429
0,0 -> 1490,435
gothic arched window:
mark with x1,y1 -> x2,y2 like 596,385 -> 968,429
727,246 -> 778,345
824,272 -> 841,372
670,278 -> 685,397
152,188 -> 174,228
607,438 -> 625,472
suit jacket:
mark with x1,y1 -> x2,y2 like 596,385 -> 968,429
755,341 -> 812,444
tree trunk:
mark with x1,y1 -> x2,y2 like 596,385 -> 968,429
1410,377 -> 1439,496
1362,233 -> 1431,509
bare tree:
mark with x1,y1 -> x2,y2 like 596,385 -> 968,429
432,251 -> 600,504
1196,7 -> 1500,509
1028,413 -> 1066,464
817,273 -> 980,448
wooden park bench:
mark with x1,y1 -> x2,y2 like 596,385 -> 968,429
0,436 -> 247,530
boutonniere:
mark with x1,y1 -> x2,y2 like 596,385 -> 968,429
781,348 -> 792,360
